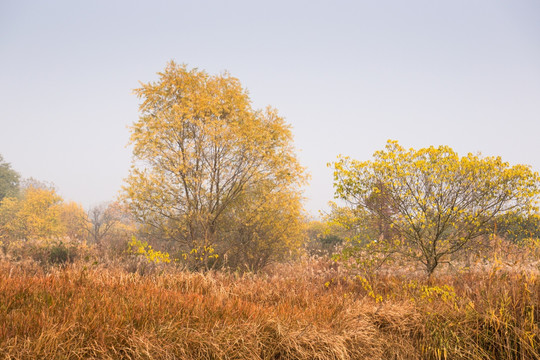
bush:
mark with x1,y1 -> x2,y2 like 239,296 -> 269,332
4,238 -> 91,266
48,241 -> 73,264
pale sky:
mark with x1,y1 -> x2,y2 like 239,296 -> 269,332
1,0 -> 539,215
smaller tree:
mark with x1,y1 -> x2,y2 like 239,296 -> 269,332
85,202 -> 136,256
0,186 -> 64,241
59,201 -> 88,241
86,202 -> 119,246
223,182 -> 305,271
305,203 -> 364,256
0,154 -> 20,201
496,212 -> 540,244
332,140 -> 539,275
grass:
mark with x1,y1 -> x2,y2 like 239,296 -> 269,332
0,258 -> 538,359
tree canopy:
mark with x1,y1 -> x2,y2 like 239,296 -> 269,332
0,186 -> 64,241
124,62 -> 306,269
0,154 -> 20,202
332,140 -> 540,275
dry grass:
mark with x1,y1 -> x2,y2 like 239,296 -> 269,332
0,258 -> 538,359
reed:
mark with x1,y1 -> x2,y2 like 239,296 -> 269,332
0,258 -> 538,359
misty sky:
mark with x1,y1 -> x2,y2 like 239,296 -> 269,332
1,0 -> 539,216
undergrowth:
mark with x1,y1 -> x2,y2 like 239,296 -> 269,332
0,259 -> 538,359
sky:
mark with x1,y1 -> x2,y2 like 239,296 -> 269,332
1,0 -> 540,216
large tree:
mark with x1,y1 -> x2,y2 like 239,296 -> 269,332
124,62 -> 305,266
332,140 -> 539,275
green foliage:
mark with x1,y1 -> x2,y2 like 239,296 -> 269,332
48,241 -> 75,264
319,234 -> 342,249
0,154 -> 20,202
305,219 -> 344,256
4,238 -> 86,266
496,212 -> 540,243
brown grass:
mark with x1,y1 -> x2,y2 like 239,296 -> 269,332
0,258 -> 538,359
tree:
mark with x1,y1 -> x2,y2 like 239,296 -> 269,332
332,140 -> 539,275
59,201 -> 88,241
223,180 -> 305,271
85,202 -> 135,253
0,186 -> 64,241
124,62 -> 305,267
86,202 -> 119,246
0,154 -> 20,201
496,212 -> 540,243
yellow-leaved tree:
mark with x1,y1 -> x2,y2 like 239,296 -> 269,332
59,201 -> 88,241
124,62 -> 306,269
223,179 -> 305,271
332,140 -> 540,275
0,185 -> 92,243
0,186 -> 64,241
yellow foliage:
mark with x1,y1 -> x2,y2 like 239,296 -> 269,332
0,187 -> 91,245
59,201 -> 88,241
331,140 -> 540,275
0,187 -> 64,240
123,62 -> 306,269
225,181 -> 306,271
357,275 -> 383,303
128,236 -> 171,264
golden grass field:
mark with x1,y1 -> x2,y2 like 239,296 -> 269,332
1,256 -> 538,360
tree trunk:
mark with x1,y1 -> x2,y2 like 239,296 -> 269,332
426,257 -> 438,277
